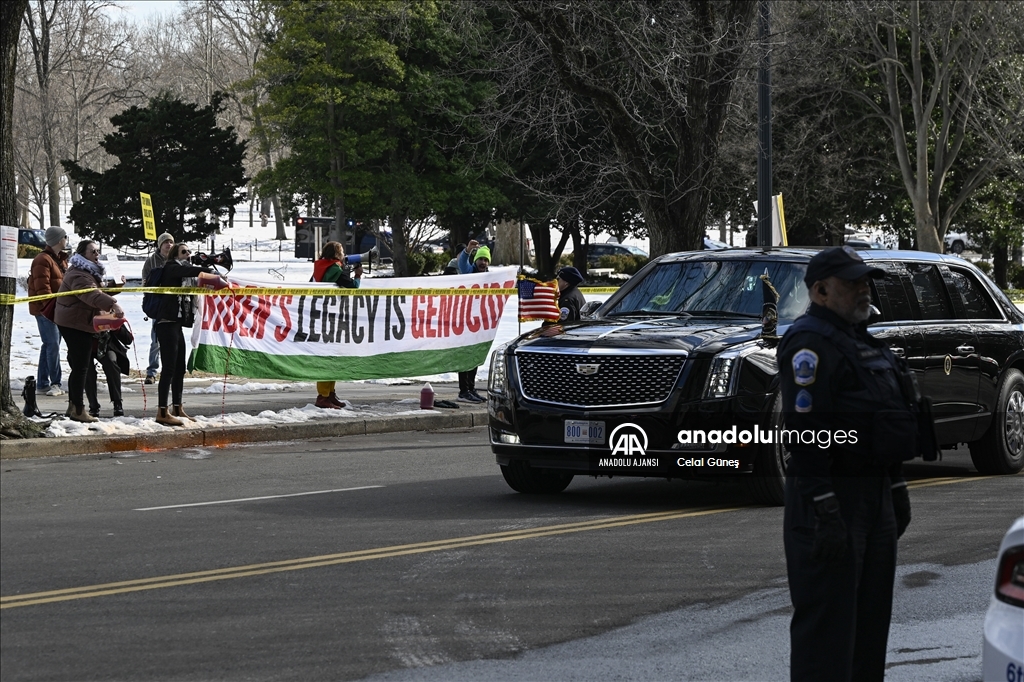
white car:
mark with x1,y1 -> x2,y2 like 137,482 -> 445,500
945,230 -> 978,254
983,515 -> 1024,681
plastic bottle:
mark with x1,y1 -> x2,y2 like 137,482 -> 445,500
420,382 -> 435,409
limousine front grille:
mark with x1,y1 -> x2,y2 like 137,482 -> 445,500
515,351 -> 686,408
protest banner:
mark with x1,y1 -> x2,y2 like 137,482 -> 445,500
190,267 -> 517,381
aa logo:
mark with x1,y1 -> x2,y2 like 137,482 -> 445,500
610,423 -> 648,457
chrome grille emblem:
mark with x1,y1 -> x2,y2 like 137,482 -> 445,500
576,363 -> 600,376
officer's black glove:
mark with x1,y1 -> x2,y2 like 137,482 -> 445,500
811,496 -> 847,563
891,484 -> 911,538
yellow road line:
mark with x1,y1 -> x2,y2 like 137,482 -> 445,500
1,474 -> 1005,609
0,507 -> 737,609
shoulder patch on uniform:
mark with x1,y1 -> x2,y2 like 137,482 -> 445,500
793,349 -> 818,386
795,389 -> 813,413
559,307 -> 569,321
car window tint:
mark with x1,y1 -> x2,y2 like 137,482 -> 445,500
875,267 -> 915,321
906,263 -> 953,320
607,260 -> 808,320
948,268 -> 999,319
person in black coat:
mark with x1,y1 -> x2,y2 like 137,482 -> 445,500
153,244 -> 222,426
555,266 -> 587,323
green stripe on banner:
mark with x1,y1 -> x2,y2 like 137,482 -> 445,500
191,342 -> 493,382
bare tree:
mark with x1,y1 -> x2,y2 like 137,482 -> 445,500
500,0 -> 757,257
206,0 -> 288,239
838,0 -> 1024,252
2,0 -> 45,438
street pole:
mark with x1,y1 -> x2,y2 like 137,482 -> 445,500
757,0 -> 773,251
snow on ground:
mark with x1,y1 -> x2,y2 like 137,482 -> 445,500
41,402 -> 429,439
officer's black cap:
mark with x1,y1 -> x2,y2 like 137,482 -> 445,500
804,246 -> 885,285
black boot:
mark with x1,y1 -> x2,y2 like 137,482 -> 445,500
113,402 -> 124,417
21,377 -> 42,418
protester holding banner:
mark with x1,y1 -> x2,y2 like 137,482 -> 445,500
311,241 -> 363,409
54,240 -> 124,423
455,241 -> 491,402
141,232 -> 175,385
153,243 -> 222,427
28,226 -> 69,396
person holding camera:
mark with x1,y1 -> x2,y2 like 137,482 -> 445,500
141,232 -> 175,385
311,241 -> 362,409
153,243 -> 223,426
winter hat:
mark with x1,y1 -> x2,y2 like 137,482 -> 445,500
474,245 -> 491,262
44,226 -> 67,247
157,232 -> 174,248
558,266 -> 584,288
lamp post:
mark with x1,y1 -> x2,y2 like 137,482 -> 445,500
757,0 -> 773,250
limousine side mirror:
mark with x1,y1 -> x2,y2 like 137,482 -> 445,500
580,301 -> 603,318
868,304 -> 883,325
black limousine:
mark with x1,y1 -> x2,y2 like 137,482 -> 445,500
487,249 -> 1024,504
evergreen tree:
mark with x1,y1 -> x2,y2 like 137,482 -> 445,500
63,92 -> 247,248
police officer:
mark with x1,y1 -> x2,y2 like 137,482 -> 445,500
555,266 -> 586,322
779,246 -> 920,682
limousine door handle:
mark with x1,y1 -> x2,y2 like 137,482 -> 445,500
956,345 -> 975,355
890,347 -> 905,357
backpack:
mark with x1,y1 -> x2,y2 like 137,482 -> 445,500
142,267 -> 166,319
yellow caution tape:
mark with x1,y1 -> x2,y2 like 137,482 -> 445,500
1,285 -> 620,305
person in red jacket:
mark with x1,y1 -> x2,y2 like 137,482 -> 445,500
27,227 -> 69,396
311,241 -> 362,409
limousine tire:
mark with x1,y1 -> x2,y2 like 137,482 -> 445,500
969,369 -> 1024,475
747,393 -> 788,506
501,461 -> 574,494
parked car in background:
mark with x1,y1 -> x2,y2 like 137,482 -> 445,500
845,238 -> 884,249
487,248 -> 1024,502
703,237 -> 730,250
585,242 -> 649,267
18,228 -> 46,249
983,516 -> 1024,682
944,231 -> 978,255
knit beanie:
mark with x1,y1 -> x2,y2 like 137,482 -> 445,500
157,232 -> 174,248
44,226 -> 67,247
474,245 -> 491,262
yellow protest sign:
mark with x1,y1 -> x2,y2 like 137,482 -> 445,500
140,192 -> 157,241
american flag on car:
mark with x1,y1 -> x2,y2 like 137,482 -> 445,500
517,276 -> 561,322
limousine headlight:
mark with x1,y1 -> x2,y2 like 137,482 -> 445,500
488,344 -> 509,396
703,344 -> 757,398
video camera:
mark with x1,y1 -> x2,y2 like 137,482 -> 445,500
191,248 -> 233,272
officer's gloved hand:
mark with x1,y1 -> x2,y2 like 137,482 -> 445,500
811,496 -> 847,563
891,484 -> 911,538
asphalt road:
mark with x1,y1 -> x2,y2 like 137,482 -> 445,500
1,429 -> 1020,682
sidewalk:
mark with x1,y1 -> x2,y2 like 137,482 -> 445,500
2,378 -> 489,460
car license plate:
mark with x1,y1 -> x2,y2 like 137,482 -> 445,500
564,420 -> 605,444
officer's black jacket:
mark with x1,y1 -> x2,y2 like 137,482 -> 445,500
557,285 -> 586,323
778,303 -> 910,501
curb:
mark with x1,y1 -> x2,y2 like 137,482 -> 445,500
0,408 -> 489,460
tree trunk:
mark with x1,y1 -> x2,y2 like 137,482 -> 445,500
992,239 -> 1008,289
2,0 -> 44,438
529,220 -> 554,276
390,213 -> 409,277
493,217 -> 523,266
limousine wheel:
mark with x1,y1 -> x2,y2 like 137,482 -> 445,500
746,393 -> 788,506
969,369 -> 1024,475
500,461 -> 574,494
